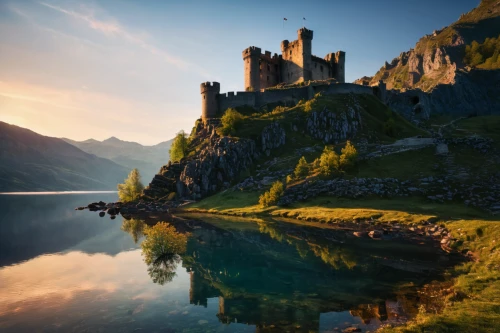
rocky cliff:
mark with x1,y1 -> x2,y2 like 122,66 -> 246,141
143,121 -> 286,200
357,0 -> 500,120
364,0 -> 500,92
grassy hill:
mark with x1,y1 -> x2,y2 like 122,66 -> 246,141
0,122 -> 129,191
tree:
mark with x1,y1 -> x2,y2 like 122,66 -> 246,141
339,141 -> 358,170
294,156 -> 309,179
319,146 -> 340,176
117,168 -> 144,202
169,130 -> 189,162
220,108 -> 244,136
259,180 -> 285,207
141,222 -> 189,265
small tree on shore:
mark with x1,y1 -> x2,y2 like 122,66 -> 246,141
259,180 -> 285,207
118,168 -> 144,202
169,130 -> 189,162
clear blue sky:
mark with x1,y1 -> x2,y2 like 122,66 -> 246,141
0,0 -> 480,144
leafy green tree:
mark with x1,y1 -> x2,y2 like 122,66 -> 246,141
319,146 -> 340,176
117,168 -> 144,202
169,130 -> 189,162
220,108 -> 244,136
339,141 -> 358,170
147,254 -> 181,285
259,180 -> 285,207
294,156 -> 310,179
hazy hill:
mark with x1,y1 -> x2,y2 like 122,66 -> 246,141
62,137 -> 173,183
361,0 -> 500,91
0,122 -> 129,191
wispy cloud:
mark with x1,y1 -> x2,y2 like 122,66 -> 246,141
38,1 -> 196,71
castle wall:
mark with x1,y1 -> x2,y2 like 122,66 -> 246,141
281,40 -> 304,84
311,57 -> 332,81
259,53 -> 281,90
324,83 -> 374,96
256,86 -> 312,107
219,91 -> 256,111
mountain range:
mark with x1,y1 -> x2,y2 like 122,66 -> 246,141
62,137 -> 172,184
0,121 -> 172,192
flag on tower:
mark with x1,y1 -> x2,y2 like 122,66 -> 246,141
303,17 -> 306,20
283,17 -> 287,21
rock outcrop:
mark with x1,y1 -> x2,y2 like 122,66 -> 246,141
143,121 -> 286,200
306,105 -> 362,144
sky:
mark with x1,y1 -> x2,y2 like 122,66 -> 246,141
0,0 -> 480,145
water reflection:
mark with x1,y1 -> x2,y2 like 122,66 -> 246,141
0,194 -> 453,333
120,218 -> 146,244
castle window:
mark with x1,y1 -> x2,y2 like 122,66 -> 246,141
289,50 -> 292,56
320,66 -> 323,72
267,76 -> 269,82
203,95 -> 205,99
275,64 -> 278,72
267,64 -> 270,72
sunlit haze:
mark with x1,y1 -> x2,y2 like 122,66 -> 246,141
0,0 -> 478,144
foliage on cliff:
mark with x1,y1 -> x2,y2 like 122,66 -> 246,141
464,35 -> 500,68
169,130 -> 189,162
219,108 -> 244,136
117,168 -> 144,202
259,180 -> 285,207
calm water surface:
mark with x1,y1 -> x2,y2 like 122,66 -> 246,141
0,193 -> 448,332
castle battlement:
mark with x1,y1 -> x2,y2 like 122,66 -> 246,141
200,81 -> 220,93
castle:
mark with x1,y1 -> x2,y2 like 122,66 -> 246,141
201,28 -> 384,123
242,27 -> 345,92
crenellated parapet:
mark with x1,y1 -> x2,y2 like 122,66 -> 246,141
242,46 -> 262,59
298,27 -> 313,41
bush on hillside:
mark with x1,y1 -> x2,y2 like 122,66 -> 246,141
220,108 -> 244,136
259,180 -> 285,207
169,130 -> 189,162
319,146 -> 340,176
339,141 -> 358,170
118,168 -> 144,202
293,156 -> 310,179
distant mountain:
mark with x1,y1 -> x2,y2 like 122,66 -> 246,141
62,136 -> 173,183
0,122 -> 129,191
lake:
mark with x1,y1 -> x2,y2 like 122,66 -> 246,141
0,193 -> 450,332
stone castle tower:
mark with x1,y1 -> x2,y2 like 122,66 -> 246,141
200,81 -> 220,120
243,28 -> 345,92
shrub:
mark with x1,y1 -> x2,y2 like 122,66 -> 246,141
286,174 -> 294,183
464,35 -> 500,69
220,108 -> 244,136
259,180 -> 285,207
476,227 -> 484,238
339,141 -> 358,170
141,222 -> 189,265
304,100 -> 314,112
117,168 -> 144,202
294,156 -> 309,179
169,130 -> 189,162
319,146 -> 340,176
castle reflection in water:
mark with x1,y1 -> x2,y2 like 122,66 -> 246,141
163,217 -> 451,332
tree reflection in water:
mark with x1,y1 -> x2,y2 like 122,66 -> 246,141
121,218 -> 146,243
139,222 -> 189,285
